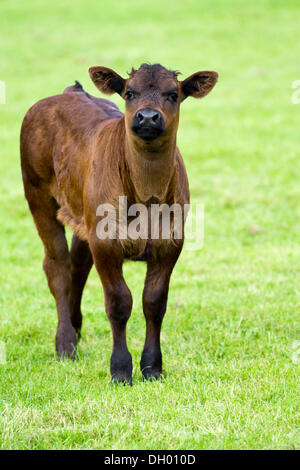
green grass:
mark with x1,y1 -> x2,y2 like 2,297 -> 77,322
0,0 -> 299,450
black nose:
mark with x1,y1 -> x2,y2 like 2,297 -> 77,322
136,108 -> 161,126
131,108 -> 165,141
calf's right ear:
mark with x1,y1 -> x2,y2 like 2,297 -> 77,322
180,71 -> 218,100
89,66 -> 125,96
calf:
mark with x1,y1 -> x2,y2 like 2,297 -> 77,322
20,64 -> 218,383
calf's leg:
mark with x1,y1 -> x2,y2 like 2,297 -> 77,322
141,248 -> 181,379
25,188 -> 77,358
69,235 -> 93,337
90,240 -> 133,383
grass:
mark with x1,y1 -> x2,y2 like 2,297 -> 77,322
0,0 -> 299,449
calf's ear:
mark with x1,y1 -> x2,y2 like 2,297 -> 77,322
180,71 -> 218,101
89,66 -> 125,96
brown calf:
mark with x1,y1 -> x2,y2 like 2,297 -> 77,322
20,64 -> 218,383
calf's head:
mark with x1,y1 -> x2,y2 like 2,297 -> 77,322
89,63 -> 218,152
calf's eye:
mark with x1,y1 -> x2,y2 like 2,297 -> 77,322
125,90 -> 135,101
168,92 -> 178,103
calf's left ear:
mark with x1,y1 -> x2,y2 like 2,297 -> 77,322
180,71 -> 218,100
89,66 -> 125,96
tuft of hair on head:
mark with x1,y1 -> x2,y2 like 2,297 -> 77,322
128,63 -> 180,79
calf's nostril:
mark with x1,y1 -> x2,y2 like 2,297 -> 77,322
137,112 -> 144,123
151,113 -> 160,123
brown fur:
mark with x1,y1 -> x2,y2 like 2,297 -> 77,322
20,64 -> 218,382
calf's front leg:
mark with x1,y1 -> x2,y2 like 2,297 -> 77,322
141,247 -> 182,380
90,239 -> 133,384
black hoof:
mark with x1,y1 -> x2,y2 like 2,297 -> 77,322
111,377 -> 133,386
141,367 -> 162,381
140,350 -> 162,380
110,350 -> 132,385
56,325 -> 77,360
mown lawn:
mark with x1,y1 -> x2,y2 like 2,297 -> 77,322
0,0 -> 299,449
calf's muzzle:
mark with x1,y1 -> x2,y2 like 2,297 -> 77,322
131,107 -> 165,141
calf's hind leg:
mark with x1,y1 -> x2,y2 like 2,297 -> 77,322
69,235 -> 93,338
25,187 -> 77,358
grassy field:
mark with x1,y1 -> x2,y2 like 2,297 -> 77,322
0,0 -> 299,450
